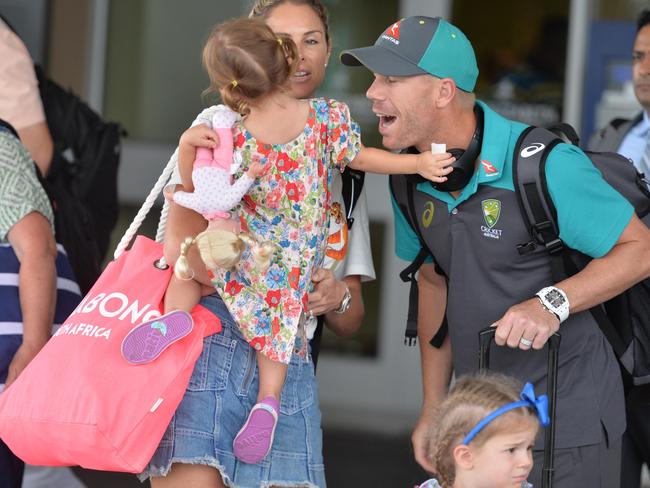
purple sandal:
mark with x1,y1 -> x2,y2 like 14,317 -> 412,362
233,396 -> 279,464
121,310 -> 193,364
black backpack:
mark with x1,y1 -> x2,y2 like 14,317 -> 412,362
513,124 -> 650,385
391,124 -> 650,385
310,168 -> 365,369
36,66 -> 123,294
1,14 -> 123,294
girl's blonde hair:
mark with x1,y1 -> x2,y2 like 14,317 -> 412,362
202,17 -> 299,115
174,230 -> 276,280
430,373 -> 539,487
248,0 -> 331,47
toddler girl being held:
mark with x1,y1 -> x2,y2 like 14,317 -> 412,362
122,16 -> 455,466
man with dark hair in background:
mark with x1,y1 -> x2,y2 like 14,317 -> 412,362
588,9 -> 650,488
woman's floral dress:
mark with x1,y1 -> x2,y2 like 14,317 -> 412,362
208,98 -> 361,364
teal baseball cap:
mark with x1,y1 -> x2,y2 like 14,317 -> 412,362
340,16 -> 478,92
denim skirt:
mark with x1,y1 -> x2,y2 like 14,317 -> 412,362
140,294 -> 326,488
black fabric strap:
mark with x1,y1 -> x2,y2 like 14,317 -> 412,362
429,318 -> 448,348
310,316 -> 325,370
390,175 -> 448,348
341,169 -> 365,230
546,123 -> 580,145
401,247 -> 430,346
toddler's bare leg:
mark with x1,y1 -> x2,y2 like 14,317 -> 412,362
164,275 -> 203,313
256,352 -> 288,402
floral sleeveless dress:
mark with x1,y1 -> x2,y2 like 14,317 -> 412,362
208,98 -> 361,364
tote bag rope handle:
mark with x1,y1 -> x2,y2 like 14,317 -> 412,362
113,155 -> 177,261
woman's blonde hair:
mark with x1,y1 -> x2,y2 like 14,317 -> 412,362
174,230 -> 276,280
248,0 -> 331,47
202,17 -> 299,115
429,373 -> 539,487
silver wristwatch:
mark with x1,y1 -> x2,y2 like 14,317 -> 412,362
334,285 -> 352,314
535,286 -> 569,323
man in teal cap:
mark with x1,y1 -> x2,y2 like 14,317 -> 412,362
342,16 -> 650,487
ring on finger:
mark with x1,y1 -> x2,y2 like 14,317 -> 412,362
519,337 -> 533,347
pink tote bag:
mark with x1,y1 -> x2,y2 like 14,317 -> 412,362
0,159 -> 221,473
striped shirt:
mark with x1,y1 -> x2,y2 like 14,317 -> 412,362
0,127 -> 82,388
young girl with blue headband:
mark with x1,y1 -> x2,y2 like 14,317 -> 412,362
417,373 -> 549,488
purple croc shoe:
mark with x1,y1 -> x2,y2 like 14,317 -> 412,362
233,396 -> 280,464
121,310 -> 193,364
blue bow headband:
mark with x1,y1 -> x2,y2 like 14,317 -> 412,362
461,382 -> 549,445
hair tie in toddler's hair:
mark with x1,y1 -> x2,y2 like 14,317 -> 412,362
276,37 -> 283,45
231,79 -> 238,88
462,382 -> 549,445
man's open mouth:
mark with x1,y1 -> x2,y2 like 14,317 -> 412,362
377,113 -> 397,130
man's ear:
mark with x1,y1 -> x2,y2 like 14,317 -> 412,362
452,444 -> 474,470
435,78 -> 457,108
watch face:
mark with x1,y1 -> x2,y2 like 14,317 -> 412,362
545,289 -> 565,307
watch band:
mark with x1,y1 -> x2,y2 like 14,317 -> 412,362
536,297 -> 560,322
334,285 -> 352,314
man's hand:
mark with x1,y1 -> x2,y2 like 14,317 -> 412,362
412,409 -> 438,474
307,268 -> 346,317
492,297 -> 560,350
4,340 -> 48,388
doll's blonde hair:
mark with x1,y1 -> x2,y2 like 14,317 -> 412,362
429,373 -> 539,487
174,230 -> 276,280
202,17 -> 299,115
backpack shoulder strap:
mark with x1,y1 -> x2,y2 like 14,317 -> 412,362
389,174 -> 447,347
513,128 -> 565,252
340,168 -> 365,229
513,126 -> 569,282
514,126 -> 630,358
389,174 -> 417,234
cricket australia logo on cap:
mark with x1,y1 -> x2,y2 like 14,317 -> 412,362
481,199 -> 502,239
382,20 -> 401,45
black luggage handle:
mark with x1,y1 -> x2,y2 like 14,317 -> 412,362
478,327 -> 561,488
